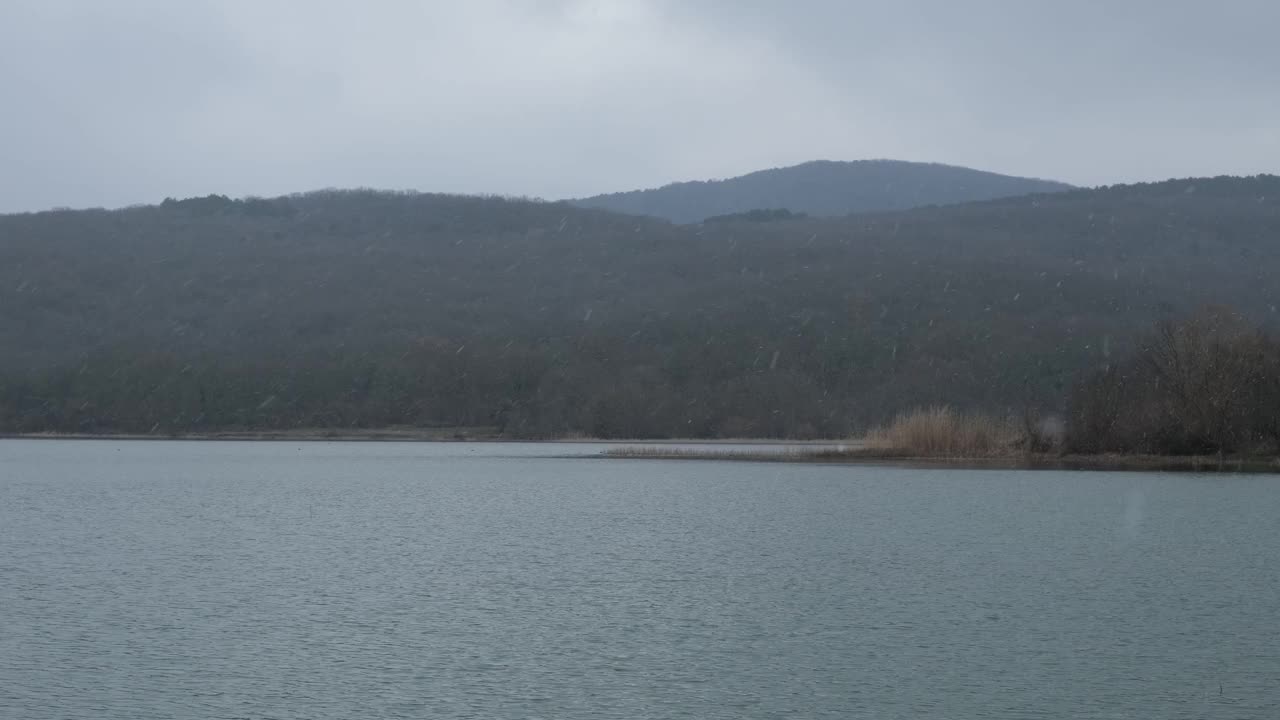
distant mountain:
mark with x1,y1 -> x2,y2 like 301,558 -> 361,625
572,159 -> 1074,223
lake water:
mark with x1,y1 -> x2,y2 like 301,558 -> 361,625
2,440 -> 1278,719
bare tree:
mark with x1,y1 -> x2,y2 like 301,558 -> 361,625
1139,307 -> 1266,454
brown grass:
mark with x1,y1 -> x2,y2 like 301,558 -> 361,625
602,436 -> 1280,473
863,406 -> 1021,458
603,446 -> 812,461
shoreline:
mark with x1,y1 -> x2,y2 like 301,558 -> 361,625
601,446 -> 1280,474
0,430 -> 851,445
6,432 -> 1276,473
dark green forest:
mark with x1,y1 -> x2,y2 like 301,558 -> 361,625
2,175 -> 1279,438
573,159 -> 1073,223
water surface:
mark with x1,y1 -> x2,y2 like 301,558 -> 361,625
2,440 -> 1277,719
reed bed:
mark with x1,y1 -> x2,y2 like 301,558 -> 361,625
862,406 -> 1021,458
603,446 -> 815,461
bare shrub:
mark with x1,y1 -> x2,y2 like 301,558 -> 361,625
1067,307 -> 1280,455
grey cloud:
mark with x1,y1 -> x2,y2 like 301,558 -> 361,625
1,0 -> 1277,212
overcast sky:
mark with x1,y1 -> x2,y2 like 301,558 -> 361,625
2,0 -> 1277,212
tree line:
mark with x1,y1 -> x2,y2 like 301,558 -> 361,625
1067,307 -> 1280,455
2,177 -> 1279,441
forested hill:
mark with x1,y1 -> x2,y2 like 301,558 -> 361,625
572,160 -> 1074,223
2,175 -> 1279,438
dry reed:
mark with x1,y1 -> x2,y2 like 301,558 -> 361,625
603,446 -> 811,461
863,406 -> 1020,458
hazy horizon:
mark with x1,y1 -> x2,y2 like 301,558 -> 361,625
3,1 -> 1278,213
3,157 -> 1083,214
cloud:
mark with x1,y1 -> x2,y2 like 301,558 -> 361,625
1,0 -> 1277,212
671,0 -> 1280,183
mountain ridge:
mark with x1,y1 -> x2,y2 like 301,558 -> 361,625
572,159 -> 1075,223
2,172 -> 1277,438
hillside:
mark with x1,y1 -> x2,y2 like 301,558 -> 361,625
2,176 -> 1279,438
572,160 -> 1074,223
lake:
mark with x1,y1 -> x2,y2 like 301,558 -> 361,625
2,440 -> 1277,719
